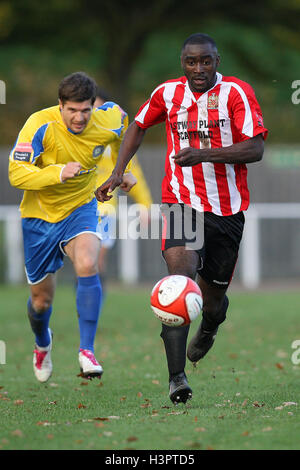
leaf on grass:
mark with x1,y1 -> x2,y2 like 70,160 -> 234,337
276,350 -> 288,358
103,431 -> 113,437
252,401 -> 265,408
107,416 -> 120,420
120,396 -> 126,401
262,427 -> 272,432
241,431 -> 249,436
127,436 -> 138,442
94,422 -> 105,428
48,401 -> 57,405
241,399 -> 248,407
36,421 -> 55,426
80,381 -> 89,386
152,380 -> 160,385
11,429 -> 23,437
195,427 -> 206,432
275,362 -> 284,369
282,402 -> 297,407
229,353 -> 238,359
93,417 -> 109,421
14,399 -> 24,405
77,403 -> 86,409
141,403 -> 151,408
137,392 -> 143,398
47,434 -> 54,440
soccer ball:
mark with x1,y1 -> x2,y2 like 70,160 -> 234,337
150,275 -> 203,327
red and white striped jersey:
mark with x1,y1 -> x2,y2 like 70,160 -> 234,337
135,72 -> 268,216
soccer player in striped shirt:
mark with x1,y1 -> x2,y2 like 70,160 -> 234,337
95,33 -> 268,404
9,72 -> 136,383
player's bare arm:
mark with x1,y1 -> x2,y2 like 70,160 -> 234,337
95,122 -> 145,202
61,161 -> 82,182
173,134 -> 264,167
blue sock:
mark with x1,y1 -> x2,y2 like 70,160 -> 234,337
27,298 -> 52,347
76,274 -> 102,352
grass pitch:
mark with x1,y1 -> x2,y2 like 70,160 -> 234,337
0,283 -> 299,451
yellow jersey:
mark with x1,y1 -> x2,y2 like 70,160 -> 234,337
9,102 -> 130,223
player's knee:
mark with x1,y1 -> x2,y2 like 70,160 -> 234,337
75,254 -> 98,276
31,295 -> 52,314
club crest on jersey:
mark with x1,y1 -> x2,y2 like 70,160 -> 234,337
93,145 -> 105,158
207,93 -> 219,109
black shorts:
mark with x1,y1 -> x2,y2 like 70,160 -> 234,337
160,203 -> 245,289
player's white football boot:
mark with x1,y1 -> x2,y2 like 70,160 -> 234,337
33,329 -> 53,383
78,349 -> 103,379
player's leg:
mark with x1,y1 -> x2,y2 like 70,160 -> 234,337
28,274 -> 56,346
64,232 -> 103,378
187,211 -> 244,363
187,278 -> 228,363
22,217 -> 64,382
161,246 -> 199,404
28,274 -> 56,382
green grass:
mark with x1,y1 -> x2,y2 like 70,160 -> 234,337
0,284 -> 299,450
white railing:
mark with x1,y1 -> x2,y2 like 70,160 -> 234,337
1,204 -> 300,288
0,205 -> 23,283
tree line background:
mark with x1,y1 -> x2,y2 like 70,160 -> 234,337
0,0 -> 299,145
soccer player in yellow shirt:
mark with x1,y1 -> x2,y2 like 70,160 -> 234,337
94,88 -> 153,282
8,72 -> 136,383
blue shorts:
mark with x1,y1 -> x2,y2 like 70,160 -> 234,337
22,198 -> 100,284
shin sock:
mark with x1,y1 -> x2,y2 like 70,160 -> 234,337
27,298 -> 52,348
160,323 -> 190,380
76,274 -> 102,352
202,295 -> 229,332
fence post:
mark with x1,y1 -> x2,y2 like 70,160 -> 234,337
4,209 -> 24,283
118,198 -> 139,284
240,207 -> 260,289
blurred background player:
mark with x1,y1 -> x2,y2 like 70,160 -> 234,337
95,33 -> 268,404
94,87 -> 153,289
8,72 -> 136,383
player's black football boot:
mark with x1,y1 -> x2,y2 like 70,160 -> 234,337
169,372 -> 192,404
187,321 -> 218,363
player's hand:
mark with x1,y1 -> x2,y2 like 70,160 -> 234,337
119,172 -> 137,193
94,172 -> 123,202
173,147 -> 204,167
61,162 -> 82,182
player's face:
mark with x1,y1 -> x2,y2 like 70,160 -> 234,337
181,42 -> 220,93
59,99 -> 93,133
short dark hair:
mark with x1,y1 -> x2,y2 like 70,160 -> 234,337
182,33 -> 218,52
95,86 -> 111,102
58,72 -> 97,105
